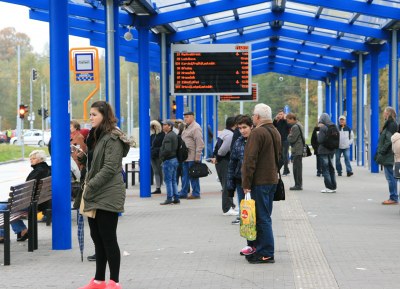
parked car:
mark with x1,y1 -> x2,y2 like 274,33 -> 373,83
10,130 -> 51,146
0,132 -> 7,143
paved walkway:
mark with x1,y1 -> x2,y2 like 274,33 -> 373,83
2,156 -> 400,289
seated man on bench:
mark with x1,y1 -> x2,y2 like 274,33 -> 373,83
0,150 -> 51,243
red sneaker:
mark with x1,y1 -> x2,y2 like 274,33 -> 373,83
105,280 -> 122,289
78,278 -> 106,289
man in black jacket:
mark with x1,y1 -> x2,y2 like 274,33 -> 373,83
273,110 -> 291,175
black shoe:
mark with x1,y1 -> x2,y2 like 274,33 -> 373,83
347,172 -> 353,177
151,188 -> 161,194
246,253 -> 275,264
173,199 -> 180,204
289,186 -> 302,191
231,218 -> 240,225
160,199 -> 173,205
17,231 -> 29,242
338,173 -> 342,176
87,254 -> 96,262
0,238 -> 4,244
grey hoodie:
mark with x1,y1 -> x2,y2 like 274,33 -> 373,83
317,113 -> 336,154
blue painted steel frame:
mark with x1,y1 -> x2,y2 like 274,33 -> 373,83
370,48 -> 380,173
49,0 -> 72,250
330,77 -> 337,124
346,68 -> 353,161
138,25 -> 151,198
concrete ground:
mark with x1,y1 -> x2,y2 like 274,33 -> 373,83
1,156 -> 400,289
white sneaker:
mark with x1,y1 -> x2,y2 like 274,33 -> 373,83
222,208 -> 237,216
321,189 -> 336,193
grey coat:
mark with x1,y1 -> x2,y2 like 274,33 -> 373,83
84,129 -> 132,213
288,122 -> 304,156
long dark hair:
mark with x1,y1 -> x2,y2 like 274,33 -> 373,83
91,101 -> 117,140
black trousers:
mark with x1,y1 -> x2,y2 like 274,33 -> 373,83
215,158 -> 234,213
292,155 -> 303,188
88,209 -> 120,283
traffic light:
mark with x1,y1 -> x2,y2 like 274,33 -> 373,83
172,100 -> 176,114
19,104 -> 28,119
32,68 -> 38,81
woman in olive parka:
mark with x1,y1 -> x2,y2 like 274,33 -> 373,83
78,101 -> 134,289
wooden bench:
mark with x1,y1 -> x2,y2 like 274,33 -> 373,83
0,180 -> 36,266
30,176 -> 52,251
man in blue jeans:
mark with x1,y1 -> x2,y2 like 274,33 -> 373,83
159,120 -> 180,205
242,103 -> 281,264
335,115 -> 354,177
179,111 -> 204,199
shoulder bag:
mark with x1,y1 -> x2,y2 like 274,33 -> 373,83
296,125 -> 312,157
188,162 -> 212,178
264,126 -> 285,201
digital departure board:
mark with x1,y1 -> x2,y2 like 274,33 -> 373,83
171,44 -> 252,95
219,83 -> 258,102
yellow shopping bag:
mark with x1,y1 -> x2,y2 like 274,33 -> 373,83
240,193 -> 256,241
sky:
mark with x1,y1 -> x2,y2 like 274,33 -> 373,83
0,2 -> 89,53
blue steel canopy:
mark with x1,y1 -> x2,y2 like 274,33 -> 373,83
2,0 -> 400,81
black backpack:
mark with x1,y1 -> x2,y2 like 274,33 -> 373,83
323,124 -> 340,150
176,136 -> 189,163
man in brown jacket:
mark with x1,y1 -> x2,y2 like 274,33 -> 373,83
242,103 -> 281,264
179,111 -> 205,199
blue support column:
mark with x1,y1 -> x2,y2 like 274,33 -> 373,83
206,95 -> 214,158
331,76 -> 337,124
389,30 -> 399,113
49,0 -> 71,250
356,53 -> 364,166
176,95 -> 184,119
325,80 -> 331,114
370,48 -> 380,173
138,26 -> 151,198
195,95 -> 203,127
113,1 -> 121,122
338,68 -> 344,116
346,68 -> 353,161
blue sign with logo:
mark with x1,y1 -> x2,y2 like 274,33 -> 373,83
284,105 -> 290,114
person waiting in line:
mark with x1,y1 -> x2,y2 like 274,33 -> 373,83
150,120 -> 165,194
211,116 -> 237,216
375,106 -> 398,205
226,115 -> 254,247
174,120 -> 186,188
335,115 -> 354,177
70,120 -> 87,170
242,103 -> 281,264
286,113 -> 304,191
0,150 -> 51,243
179,111 -> 204,200
311,124 -> 323,177
317,113 -> 337,193
159,120 -> 179,205
273,110 -> 291,176
78,101 -> 133,289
